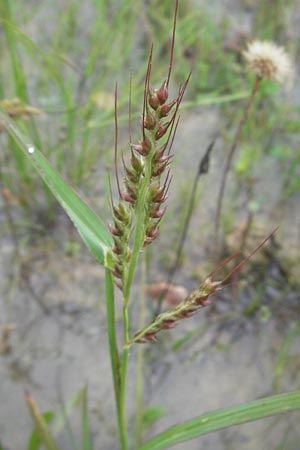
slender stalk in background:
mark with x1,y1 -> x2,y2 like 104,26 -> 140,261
214,75 -> 261,242
214,39 -> 293,243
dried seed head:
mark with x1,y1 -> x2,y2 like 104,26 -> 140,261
243,40 -> 293,84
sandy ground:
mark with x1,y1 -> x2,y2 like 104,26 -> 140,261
1,1 -> 300,449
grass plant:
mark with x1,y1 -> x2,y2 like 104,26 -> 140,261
0,1 -> 300,450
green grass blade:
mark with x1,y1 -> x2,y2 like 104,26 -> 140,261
138,391 -> 300,450
25,393 -> 59,450
0,109 -> 113,267
27,412 -> 54,450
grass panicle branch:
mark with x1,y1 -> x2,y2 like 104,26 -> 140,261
129,228 -> 277,346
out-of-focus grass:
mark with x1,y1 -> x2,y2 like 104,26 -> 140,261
0,0 -> 249,219
1,0 -> 299,236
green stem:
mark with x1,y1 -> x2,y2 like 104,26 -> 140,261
119,140 -> 155,449
105,269 -> 128,449
134,253 -> 147,448
214,76 -> 261,241
124,147 -> 153,302
119,304 -> 130,450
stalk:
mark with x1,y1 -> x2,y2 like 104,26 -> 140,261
119,148 -> 154,450
214,76 -> 261,241
105,268 -> 128,449
134,253 -> 147,448
124,146 -> 154,302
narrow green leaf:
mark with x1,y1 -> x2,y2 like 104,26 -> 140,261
0,109 -> 113,267
52,388 -> 84,435
81,387 -> 92,450
27,412 -> 54,450
138,391 -> 300,450
171,324 -> 207,351
142,406 -> 167,431
25,393 -> 59,450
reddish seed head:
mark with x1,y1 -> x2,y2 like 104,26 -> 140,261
155,123 -> 170,140
150,205 -> 166,219
131,138 -> 151,156
109,224 -> 121,237
145,332 -> 158,342
152,189 -> 168,203
130,143 -> 144,155
112,266 -> 122,279
112,245 -> 122,255
161,320 -> 176,329
154,145 -> 167,162
177,309 -> 197,319
122,193 -> 136,204
159,99 -> 177,117
131,151 -> 143,173
125,184 -> 137,200
143,237 -> 153,247
125,166 -> 138,183
146,226 -> 159,239
152,160 -> 170,177
156,80 -> 168,104
148,88 -> 160,110
144,113 -> 156,130
113,205 -> 123,221
141,138 -> 151,154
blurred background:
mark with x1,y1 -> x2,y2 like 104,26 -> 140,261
0,0 -> 299,449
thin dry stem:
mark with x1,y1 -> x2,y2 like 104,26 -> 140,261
214,76 -> 262,243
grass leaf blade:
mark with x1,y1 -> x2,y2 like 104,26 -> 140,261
0,109 -> 113,267
27,412 -> 54,450
138,391 -> 300,450
25,393 -> 59,450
